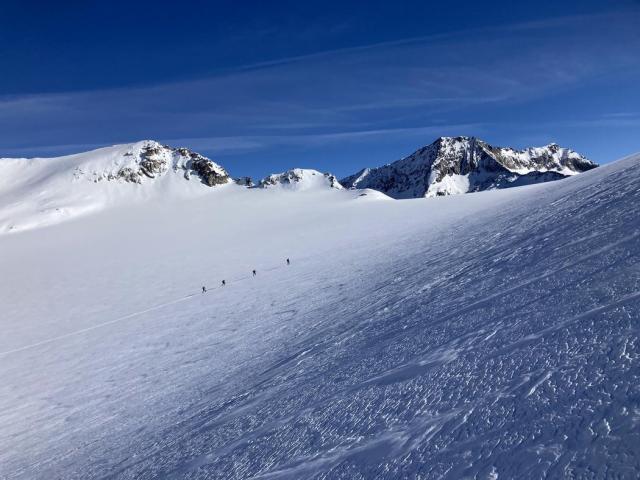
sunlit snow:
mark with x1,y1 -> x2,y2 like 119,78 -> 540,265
0,149 -> 638,479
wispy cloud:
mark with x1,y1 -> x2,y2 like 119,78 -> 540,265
1,9 -> 639,169
551,113 -> 640,129
2,124 -> 482,159
172,123 -> 482,149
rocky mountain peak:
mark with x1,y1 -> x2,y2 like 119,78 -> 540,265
70,140 -> 230,187
341,137 -> 597,199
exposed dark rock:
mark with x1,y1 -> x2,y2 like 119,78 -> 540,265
188,156 -> 229,187
138,145 -> 169,179
234,177 -> 254,187
89,142 -> 231,187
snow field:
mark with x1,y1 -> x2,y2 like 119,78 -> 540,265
0,154 -> 639,478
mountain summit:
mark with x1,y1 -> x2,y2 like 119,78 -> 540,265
341,136 -> 597,198
258,169 -> 343,191
0,141 -> 232,233
68,140 -> 231,187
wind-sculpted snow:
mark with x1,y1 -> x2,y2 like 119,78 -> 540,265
0,154 -> 639,479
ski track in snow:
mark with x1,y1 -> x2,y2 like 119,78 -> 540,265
0,260 -> 300,358
0,155 -> 639,478
0,294 -> 198,357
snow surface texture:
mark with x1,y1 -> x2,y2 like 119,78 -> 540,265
0,151 -> 639,479
341,136 -> 597,198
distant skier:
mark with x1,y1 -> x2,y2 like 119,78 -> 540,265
221,280 -> 226,287
286,258 -> 290,265
202,286 -> 207,293
252,269 -> 257,276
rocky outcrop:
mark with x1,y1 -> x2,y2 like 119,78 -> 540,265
185,153 -> 229,187
85,141 -> 230,187
139,144 -> 170,178
234,177 -> 254,187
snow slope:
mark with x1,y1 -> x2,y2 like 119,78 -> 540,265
0,152 -> 639,479
0,141 -> 231,234
341,136 -> 597,198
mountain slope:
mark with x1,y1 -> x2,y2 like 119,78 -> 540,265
341,136 -> 597,198
0,140 -> 231,233
0,150 -> 638,479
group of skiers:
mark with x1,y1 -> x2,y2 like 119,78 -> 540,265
201,258 -> 290,293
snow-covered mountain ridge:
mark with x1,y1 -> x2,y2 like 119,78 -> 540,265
70,140 -> 230,186
0,141 -> 237,233
0,143 -> 372,234
0,137 -> 596,233
341,136 -> 597,198
258,168 -> 343,190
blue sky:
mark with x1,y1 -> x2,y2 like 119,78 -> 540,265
1,0 -> 639,179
